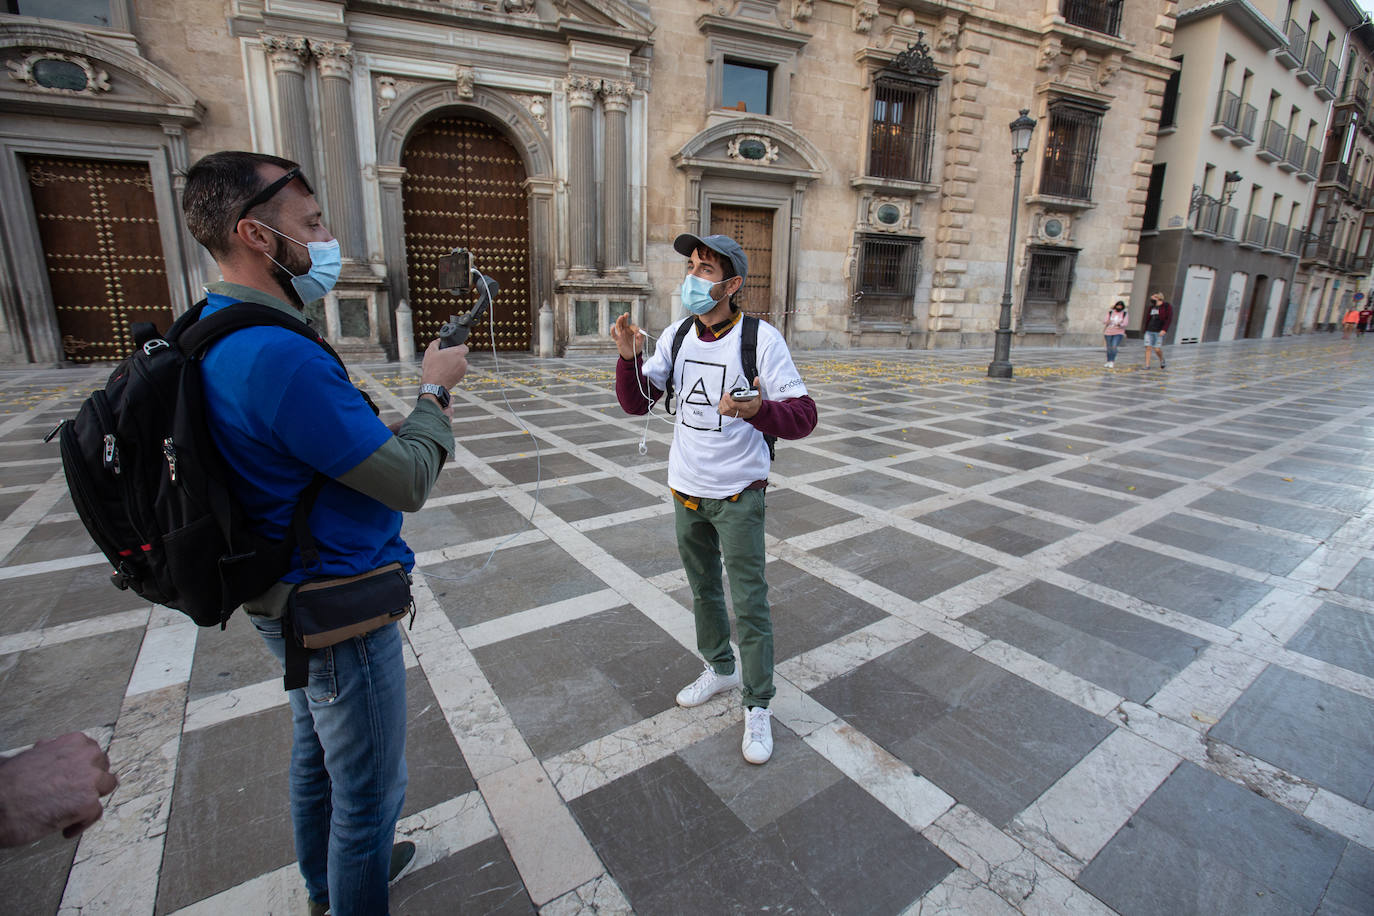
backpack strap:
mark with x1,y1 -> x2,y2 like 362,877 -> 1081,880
663,318 -> 695,416
739,316 -> 776,461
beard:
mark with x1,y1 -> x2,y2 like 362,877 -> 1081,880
269,236 -> 310,311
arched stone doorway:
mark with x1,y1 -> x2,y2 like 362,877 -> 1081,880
400,113 -> 531,351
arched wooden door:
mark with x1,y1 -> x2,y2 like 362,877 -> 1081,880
24,156 -> 174,363
401,115 -> 531,351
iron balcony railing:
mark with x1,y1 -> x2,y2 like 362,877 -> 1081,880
1213,90 -> 1241,132
1245,214 -> 1269,247
1288,226 -> 1307,255
1322,61 -> 1341,97
1239,104 -> 1258,143
1304,42 -> 1327,82
1284,20 -> 1308,64
1286,134 -> 1308,169
1306,146 -> 1322,176
1321,160 -> 1352,187
1060,0 -> 1123,37
1352,254 -> 1371,273
1267,220 -> 1289,250
1221,206 -> 1240,239
1259,120 -> 1287,160
1193,198 -> 1221,234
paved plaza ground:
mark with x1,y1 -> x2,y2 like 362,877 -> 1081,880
0,333 -> 1371,915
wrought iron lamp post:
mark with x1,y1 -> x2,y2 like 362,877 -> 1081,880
988,108 -> 1037,379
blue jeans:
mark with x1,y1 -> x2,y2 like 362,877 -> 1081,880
674,488 -> 774,708
253,616 -> 408,916
1105,334 -> 1123,362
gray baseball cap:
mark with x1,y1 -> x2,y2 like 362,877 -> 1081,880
673,233 -> 748,283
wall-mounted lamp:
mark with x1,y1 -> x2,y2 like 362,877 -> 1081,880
1188,170 -> 1243,214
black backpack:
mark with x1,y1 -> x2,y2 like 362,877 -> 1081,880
664,313 -> 776,459
48,300 -> 343,627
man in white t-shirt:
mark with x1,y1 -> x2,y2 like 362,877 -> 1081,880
611,233 -> 817,764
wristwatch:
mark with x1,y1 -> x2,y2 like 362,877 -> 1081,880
418,382 -> 451,409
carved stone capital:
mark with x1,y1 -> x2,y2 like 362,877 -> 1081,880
936,13 -> 960,52
600,80 -> 633,113
310,40 -> 354,80
1094,52 -> 1124,91
261,34 -> 310,76
565,75 -> 599,108
1036,36 -> 1063,73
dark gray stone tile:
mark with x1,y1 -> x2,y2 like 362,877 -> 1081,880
964,580 -> 1208,703
771,448 -> 847,475
189,611 -> 282,700
1230,473 -> 1370,513
811,435 -> 909,462
1145,437 -> 1255,464
0,562 -> 149,637
391,836 -> 535,915
404,674 -> 476,813
583,514 -> 683,578
767,562 -> 887,661
917,500 -> 1074,557
931,418 -> 1019,437
156,706 -> 294,914
813,527 -> 994,600
0,628 -> 142,749
1053,423 -> 1150,444
813,470 -> 943,511
459,432 -> 555,459
1056,464 -> 1184,499
889,455 -> 1005,488
1264,457 -> 1374,489
1318,842 -> 1374,916
1133,512 -> 1315,576
0,828 -> 75,916
952,443 -> 1064,470
488,448 -> 597,485
402,497 -> 532,551
1009,432 -> 1108,454
540,476 -> 662,523
3,518 -> 97,566
1112,449 -> 1224,479
874,425 -> 970,448
568,755 -> 750,909
1080,762 -> 1347,916
994,480 -> 1135,523
429,464 -> 485,497
1212,666 -> 1374,804
764,485 -> 859,538
1335,558 -> 1374,601
451,414 -> 525,436
1188,490 -> 1347,539
429,538 -> 607,627
823,412 -> 891,431
1063,542 -> 1270,626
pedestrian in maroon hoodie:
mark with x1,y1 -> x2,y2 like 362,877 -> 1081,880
1144,292 -> 1172,369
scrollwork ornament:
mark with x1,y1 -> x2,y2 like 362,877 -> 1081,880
8,51 -> 110,95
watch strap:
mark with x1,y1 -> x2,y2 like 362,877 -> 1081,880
418,382 -> 451,409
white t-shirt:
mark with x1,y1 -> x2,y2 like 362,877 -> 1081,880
640,316 -> 808,498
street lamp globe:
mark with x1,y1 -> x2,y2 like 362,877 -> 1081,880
1009,109 -> 1037,156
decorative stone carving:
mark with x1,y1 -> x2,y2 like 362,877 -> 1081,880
310,40 -> 353,80
513,93 -> 549,129
7,51 -> 110,95
726,134 -> 779,164
375,76 -> 398,112
565,75 -> 599,108
792,0 -> 812,23
1036,36 -> 1062,72
868,196 -> 909,232
261,34 -> 309,76
501,0 -> 535,12
600,80 -> 634,114
1095,52 -> 1124,91
936,14 -> 960,52
853,0 -> 878,34
455,66 -> 475,99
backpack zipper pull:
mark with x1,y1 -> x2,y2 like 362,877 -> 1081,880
44,420 -> 64,443
103,433 -> 120,475
163,437 -> 177,482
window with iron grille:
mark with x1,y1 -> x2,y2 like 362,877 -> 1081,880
1025,247 -> 1076,301
869,77 -> 938,182
1039,101 -> 1104,200
857,235 -> 921,320
1060,0 -> 1123,37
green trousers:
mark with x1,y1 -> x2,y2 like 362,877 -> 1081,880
673,487 -> 773,708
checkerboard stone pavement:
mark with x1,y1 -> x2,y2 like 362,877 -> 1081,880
0,334 -> 1372,916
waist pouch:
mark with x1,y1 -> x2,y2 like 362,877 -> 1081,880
281,562 -> 414,689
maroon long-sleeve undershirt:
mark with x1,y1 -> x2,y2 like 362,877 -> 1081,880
615,355 -> 817,440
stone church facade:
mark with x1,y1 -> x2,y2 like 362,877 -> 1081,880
0,0 -> 1176,364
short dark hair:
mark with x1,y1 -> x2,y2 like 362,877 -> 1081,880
183,150 -> 300,258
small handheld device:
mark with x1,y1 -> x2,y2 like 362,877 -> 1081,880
437,247 -> 500,349
731,386 -> 760,401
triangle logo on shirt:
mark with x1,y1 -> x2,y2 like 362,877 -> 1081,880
684,376 -> 713,407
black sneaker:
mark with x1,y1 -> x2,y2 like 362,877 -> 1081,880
389,840 -> 417,886
1160,359 -> 1167,369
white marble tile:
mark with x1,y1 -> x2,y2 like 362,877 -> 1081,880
539,874 -> 634,916
546,695 -> 738,801
1230,591 -> 1323,645
395,790 -> 499,869
805,721 -> 954,831
1304,788 -> 1374,848
0,551 -> 106,581
183,676 -> 287,733
0,607 -> 148,657
477,756 -> 604,906
458,588 -> 622,649
974,639 -> 1122,716
899,867 -> 1020,916
774,615 -> 924,693
769,678 -> 836,738
1202,736 -> 1317,815
1010,728 -> 1180,877
125,620 -> 198,696
1146,645 -> 1268,734
1110,701 -> 1210,764
165,863 -> 306,916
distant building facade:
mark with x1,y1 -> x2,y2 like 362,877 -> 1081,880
0,1 -> 1178,364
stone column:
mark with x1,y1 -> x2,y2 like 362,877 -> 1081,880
566,75 -> 599,275
601,81 -> 632,275
311,40 -> 367,262
261,34 -> 314,171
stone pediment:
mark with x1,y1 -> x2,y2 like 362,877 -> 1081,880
551,0 -> 653,36
0,22 -> 202,125
673,117 -> 826,182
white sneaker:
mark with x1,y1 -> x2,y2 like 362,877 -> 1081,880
1106,361 -> 1114,368
675,664 -> 741,707
742,707 -> 773,764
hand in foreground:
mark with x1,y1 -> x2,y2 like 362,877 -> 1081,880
610,313 -> 644,361
421,339 -> 468,392
718,375 -> 764,421
0,732 -> 118,847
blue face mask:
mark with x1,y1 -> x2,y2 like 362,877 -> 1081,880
254,220 -> 342,303
681,274 -> 721,315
